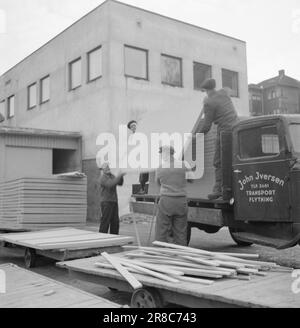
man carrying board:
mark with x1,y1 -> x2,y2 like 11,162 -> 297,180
155,146 -> 194,246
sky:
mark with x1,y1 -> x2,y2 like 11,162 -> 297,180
0,0 -> 299,84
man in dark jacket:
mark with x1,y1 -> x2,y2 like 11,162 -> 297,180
199,79 -> 239,200
99,163 -> 126,235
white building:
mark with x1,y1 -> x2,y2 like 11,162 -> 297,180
0,0 -> 249,221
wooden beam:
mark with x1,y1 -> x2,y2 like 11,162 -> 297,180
101,252 -> 142,290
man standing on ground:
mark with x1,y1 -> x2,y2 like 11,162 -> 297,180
155,146 -> 194,246
99,162 -> 126,235
199,78 -> 239,200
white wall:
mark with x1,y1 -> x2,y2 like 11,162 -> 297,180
0,0 -> 249,161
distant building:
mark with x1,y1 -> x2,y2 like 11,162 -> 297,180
0,0 -> 249,221
249,70 -> 300,116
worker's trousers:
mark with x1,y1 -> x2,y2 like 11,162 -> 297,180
213,133 -> 222,194
155,196 -> 188,246
99,202 -> 120,235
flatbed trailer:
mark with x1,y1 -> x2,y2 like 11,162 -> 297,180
0,228 -> 134,269
57,251 -> 300,308
0,263 -> 119,308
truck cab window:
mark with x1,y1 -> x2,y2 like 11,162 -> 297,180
289,124 -> 300,154
239,125 -> 280,159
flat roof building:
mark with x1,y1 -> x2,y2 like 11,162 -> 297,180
0,0 -> 249,221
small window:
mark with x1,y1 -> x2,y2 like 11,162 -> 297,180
161,54 -> 182,87
69,58 -> 82,90
193,62 -> 212,90
40,75 -> 50,103
268,90 -> 276,100
88,46 -> 102,82
239,125 -> 280,159
28,83 -> 37,110
8,95 -> 15,119
0,100 -> 5,119
222,69 -> 239,97
124,45 -> 148,80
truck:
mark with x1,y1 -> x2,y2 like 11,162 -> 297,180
131,115 -> 300,250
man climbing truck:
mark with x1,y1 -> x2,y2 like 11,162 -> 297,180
132,115 -> 300,250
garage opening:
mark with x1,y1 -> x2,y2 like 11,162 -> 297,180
52,149 -> 78,174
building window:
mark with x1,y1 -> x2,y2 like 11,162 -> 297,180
161,54 -> 183,87
0,100 -> 5,120
69,58 -> 82,90
252,95 -> 261,101
268,89 -> 277,100
193,62 -> 212,90
40,75 -> 50,103
28,83 -> 37,110
222,69 -> 239,97
88,46 -> 102,82
8,95 -> 15,119
124,45 -> 148,80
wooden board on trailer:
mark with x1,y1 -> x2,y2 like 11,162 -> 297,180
57,251 -> 300,308
0,228 -> 134,251
0,263 -> 119,308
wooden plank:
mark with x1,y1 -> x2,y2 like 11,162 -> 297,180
0,229 -> 133,250
20,234 -> 126,246
101,252 -> 142,290
57,252 -> 300,308
39,237 -> 134,250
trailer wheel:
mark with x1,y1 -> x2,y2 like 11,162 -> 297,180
131,288 -> 164,308
229,228 -> 253,247
24,248 -> 37,269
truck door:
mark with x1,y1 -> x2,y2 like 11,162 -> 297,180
233,120 -> 291,222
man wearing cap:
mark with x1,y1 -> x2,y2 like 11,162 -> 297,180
127,120 -> 149,194
127,120 -> 137,134
155,146 -> 194,246
98,162 -> 126,235
199,78 -> 239,200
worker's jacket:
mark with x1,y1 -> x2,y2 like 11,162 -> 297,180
200,89 -> 239,134
99,173 -> 124,203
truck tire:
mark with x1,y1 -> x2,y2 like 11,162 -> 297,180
229,228 -> 253,247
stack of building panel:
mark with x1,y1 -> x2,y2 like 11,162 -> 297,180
0,176 -> 87,230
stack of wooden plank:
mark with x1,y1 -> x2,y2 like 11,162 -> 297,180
0,176 -> 87,230
95,242 -> 293,289
0,228 -> 134,251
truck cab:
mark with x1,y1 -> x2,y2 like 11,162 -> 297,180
131,115 -> 300,250
226,115 -> 300,249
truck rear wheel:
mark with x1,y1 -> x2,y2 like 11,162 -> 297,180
229,228 -> 253,247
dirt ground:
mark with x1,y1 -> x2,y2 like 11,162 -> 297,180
1,219 -> 300,307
